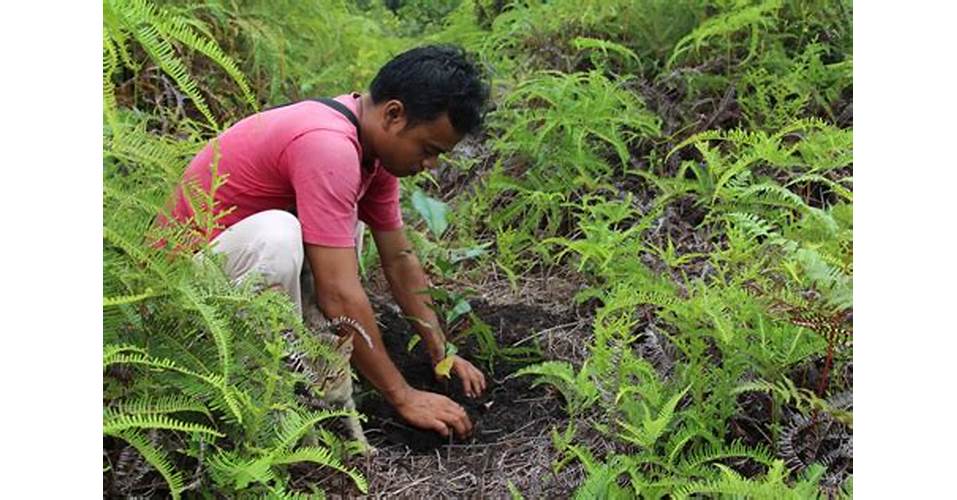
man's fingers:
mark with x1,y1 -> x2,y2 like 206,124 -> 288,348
429,418 -> 450,437
441,413 -> 467,437
440,406 -> 472,437
474,367 -> 487,395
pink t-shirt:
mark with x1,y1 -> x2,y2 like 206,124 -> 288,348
167,93 -> 403,247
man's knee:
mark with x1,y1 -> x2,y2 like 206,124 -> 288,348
252,210 -> 304,280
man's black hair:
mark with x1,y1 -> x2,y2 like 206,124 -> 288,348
370,45 -> 490,135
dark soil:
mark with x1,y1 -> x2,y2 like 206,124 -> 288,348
355,299 -> 573,453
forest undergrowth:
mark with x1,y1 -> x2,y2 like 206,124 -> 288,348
103,0 -> 852,497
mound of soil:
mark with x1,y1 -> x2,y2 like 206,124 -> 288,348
356,300 -> 572,453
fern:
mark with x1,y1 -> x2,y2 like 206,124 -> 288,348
513,360 -> 599,414
571,453 -> 633,500
271,447 -> 368,493
104,412 -> 224,438
673,459 -> 826,499
104,288 -> 158,307
104,351 -> 245,424
103,0 -> 258,129
615,385 -> 690,450
112,395 -> 211,418
676,441 -> 776,475
207,409 -> 368,493
110,429 -> 187,500
668,0 -> 782,68
180,283 -> 234,383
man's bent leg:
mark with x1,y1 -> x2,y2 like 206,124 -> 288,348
208,209 -> 305,313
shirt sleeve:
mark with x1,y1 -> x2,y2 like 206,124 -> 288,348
358,167 -> 404,231
285,132 -> 361,247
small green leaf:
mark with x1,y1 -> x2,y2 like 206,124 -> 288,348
450,243 -> 492,263
406,334 -> 422,353
411,189 -> 449,238
435,255 -> 454,276
444,341 -> 458,357
446,299 -> 472,325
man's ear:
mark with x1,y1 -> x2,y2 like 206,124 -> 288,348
382,99 -> 407,131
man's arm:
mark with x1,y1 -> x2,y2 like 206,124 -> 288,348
370,228 -> 487,398
304,243 -> 473,437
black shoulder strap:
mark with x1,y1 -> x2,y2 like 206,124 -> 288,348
316,98 -> 372,171
264,97 -> 359,134
266,97 -> 371,170
314,98 -> 359,130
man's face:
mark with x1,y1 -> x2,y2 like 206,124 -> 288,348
375,104 -> 463,178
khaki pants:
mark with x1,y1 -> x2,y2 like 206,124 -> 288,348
206,209 -> 364,315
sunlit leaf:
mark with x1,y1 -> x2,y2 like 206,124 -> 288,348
411,189 -> 449,238
434,356 -> 455,378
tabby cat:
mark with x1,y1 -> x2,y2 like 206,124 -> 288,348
283,308 -> 375,455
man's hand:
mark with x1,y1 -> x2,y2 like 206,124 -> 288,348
392,387 -> 473,438
444,355 -> 487,399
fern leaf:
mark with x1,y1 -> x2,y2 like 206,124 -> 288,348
103,32 -> 121,139
111,429 -> 186,500
104,288 -> 157,307
207,450 -> 276,490
572,463 -> 629,500
104,343 -> 147,363
787,173 -> 853,202
677,441 -> 776,474
735,182 -> 810,214
158,14 -> 258,111
104,412 -> 224,437
668,0 -> 782,68
180,284 -> 233,382
131,17 -> 218,128
271,446 -> 368,493
112,395 -> 211,419
103,351 -> 244,423
272,409 -> 358,452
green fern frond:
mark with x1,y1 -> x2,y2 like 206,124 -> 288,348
104,412 -> 223,437
110,428 -> 186,500
507,480 -> 526,500
666,425 -> 715,466
272,409 -> 358,452
571,454 -> 632,500
104,343 -> 147,363
104,288 -> 157,307
616,385 -> 690,449
271,447 -> 368,493
668,0 -> 782,68
103,351 -> 244,423
722,212 -> 778,242
158,14 -> 258,111
105,125 -> 201,180
180,284 -> 233,382
513,360 -> 598,413
134,21 -> 218,128
103,32 -> 121,138
513,360 -> 576,386
677,441 -> 776,474
102,4 -> 137,71
673,460 -> 812,499
734,182 -> 810,214
112,395 -> 211,418
207,450 -> 277,490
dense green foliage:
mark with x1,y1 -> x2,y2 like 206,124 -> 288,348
103,0 -> 852,496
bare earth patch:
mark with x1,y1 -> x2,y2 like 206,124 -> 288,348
295,271 -> 595,497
